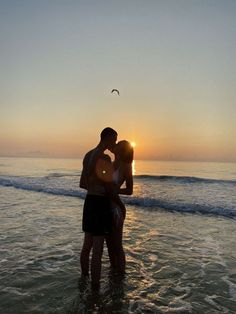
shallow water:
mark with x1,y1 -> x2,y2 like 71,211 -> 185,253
1,186 -> 236,313
1,158 -> 236,218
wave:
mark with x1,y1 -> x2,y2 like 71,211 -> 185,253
0,176 -> 86,198
134,175 -> 236,185
122,196 -> 236,218
46,172 -> 80,178
0,175 -> 235,219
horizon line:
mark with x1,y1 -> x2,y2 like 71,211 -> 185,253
0,155 -> 236,164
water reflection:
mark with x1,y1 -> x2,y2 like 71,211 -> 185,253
132,160 -> 136,175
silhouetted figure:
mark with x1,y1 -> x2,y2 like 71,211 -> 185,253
106,140 -> 133,274
79,127 -> 125,289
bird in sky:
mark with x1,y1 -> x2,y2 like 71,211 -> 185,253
111,89 -> 120,96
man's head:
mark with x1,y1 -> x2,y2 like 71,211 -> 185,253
100,127 -> 117,150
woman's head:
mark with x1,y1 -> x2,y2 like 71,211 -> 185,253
114,140 -> 134,163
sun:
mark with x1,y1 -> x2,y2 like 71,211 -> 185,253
131,141 -> 136,148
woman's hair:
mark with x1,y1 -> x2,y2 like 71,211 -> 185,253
116,140 -> 134,163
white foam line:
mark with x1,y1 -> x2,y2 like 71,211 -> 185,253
222,276 -> 236,301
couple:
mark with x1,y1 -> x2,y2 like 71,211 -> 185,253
79,127 -> 134,289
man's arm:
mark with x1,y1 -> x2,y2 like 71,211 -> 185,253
79,154 -> 89,190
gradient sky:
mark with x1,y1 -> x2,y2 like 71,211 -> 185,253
1,0 -> 236,161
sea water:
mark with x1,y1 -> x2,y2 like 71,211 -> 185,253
0,157 -> 236,313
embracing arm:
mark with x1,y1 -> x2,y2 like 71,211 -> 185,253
79,169 -> 87,190
79,154 -> 89,190
119,164 -> 133,195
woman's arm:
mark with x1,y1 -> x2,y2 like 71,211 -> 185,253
119,165 -> 133,195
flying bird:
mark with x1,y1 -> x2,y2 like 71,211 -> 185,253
111,89 -> 120,96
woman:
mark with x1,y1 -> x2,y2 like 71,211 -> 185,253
106,140 -> 134,274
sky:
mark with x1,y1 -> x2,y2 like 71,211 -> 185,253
1,0 -> 236,161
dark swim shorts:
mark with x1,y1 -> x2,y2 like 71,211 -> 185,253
82,194 -> 112,236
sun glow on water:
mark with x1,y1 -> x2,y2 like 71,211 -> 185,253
132,160 -> 136,175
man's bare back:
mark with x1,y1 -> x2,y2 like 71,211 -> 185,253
80,148 -> 113,195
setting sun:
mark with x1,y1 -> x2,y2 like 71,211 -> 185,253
131,142 -> 136,148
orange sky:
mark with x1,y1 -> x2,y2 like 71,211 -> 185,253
1,1 -> 236,162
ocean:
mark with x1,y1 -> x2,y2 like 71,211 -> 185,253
0,157 -> 236,313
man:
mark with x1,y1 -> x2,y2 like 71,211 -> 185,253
79,127 -> 125,289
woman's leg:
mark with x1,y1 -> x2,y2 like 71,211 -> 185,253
115,221 -> 126,274
106,232 -> 117,270
91,235 -> 104,288
106,219 -> 125,274
80,232 -> 93,276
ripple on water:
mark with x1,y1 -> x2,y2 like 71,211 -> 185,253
1,186 -> 236,313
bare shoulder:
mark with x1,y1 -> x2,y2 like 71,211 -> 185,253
83,150 -> 94,165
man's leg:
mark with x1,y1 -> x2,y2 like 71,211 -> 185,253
91,236 -> 104,289
80,232 -> 93,276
